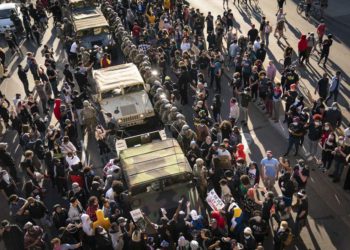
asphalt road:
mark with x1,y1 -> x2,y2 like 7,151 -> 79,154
0,1 -> 350,250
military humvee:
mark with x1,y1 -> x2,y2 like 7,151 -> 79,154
92,63 -> 156,128
71,6 -> 112,49
68,0 -> 97,12
117,130 -> 201,223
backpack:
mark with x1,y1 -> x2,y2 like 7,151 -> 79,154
34,140 -> 45,160
264,25 -> 271,34
283,231 -> 294,246
19,133 -> 30,148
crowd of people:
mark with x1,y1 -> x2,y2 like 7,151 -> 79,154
0,0 -> 349,250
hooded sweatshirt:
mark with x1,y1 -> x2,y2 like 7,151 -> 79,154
236,143 -> 246,161
81,214 -> 94,236
298,35 -> 308,52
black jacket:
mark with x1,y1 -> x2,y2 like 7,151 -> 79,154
307,122 -> 323,141
324,109 -> 342,128
1,225 -> 24,250
0,149 -> 15,168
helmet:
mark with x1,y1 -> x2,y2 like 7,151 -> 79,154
182,124 -> 190,131
176,114 -> 185,120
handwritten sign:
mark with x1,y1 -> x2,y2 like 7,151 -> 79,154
206,189 -> 225,211
130,208 -> 143,222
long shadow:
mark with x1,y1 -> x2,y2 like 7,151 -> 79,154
285,20 -> 302,39
237,5 -> 255,27
232,17 -> 242,33
303,222 -> 322,250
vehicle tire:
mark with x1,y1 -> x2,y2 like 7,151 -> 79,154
297,4 -> 304,15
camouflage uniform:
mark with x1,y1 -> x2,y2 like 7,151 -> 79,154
160,104 -> 172,124
81,101 -> 97,134
178,125 -> 197,153
171,114 -> 187,138
80,48 -> 91,66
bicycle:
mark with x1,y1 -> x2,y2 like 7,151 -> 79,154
297,1 -> 322,20
278,58 -> 300,73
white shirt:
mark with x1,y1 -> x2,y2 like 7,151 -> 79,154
253,40 -> 261,52
70,42 -> 78,53
229,104 -> 240,119
181,42 -> 191,52
105,187 -> 114,200
65,155 -> 80,169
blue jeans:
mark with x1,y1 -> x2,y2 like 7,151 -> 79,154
285,136 -> 301,155
332,160 -> 345,180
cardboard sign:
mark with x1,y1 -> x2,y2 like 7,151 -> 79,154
206,189 -> 225,211
130,208 -> 143,222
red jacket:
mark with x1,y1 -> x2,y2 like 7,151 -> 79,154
53,98 -> 61,121
298,35 -> 308,52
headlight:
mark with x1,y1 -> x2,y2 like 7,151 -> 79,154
140,114 -> 144,118
118,119 -> 122,123
104,46 -> 108,50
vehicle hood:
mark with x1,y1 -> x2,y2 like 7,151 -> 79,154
99,90 -> 153,119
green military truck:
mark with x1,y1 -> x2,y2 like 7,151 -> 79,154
116,130 -> 201,223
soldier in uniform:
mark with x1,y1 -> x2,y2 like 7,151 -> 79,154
154,95 -> 168,113
80,47 -> 91,66
81,100 -> 97,134
160,103 -> 172,124
171,114 -> 187,138
167,107 -> 179,124
178,125 -> 197,153
151,86 -> 165,104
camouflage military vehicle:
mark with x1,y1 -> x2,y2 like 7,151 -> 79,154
71,6 -> 112,49
117,130 -> 200,223
92,63 -> 155,128
64,0 -> 98,16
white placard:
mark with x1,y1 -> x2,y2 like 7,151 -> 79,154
130,208 -> 143,222
206,189 -> 225,211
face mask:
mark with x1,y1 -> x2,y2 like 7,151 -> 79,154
332,107 -> 337,110
338,140 -> 344,145
244,91 -> 248,94
293,122 -> 298,126
315,122 -> 321,126
244,235 -> 251,239
325,126 -> 330,131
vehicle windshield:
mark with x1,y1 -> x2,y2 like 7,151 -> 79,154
0,8 -> 13,19
124,84 -> 144,94
101,88 -> 121,99
131,174 -> 191,195
76,26 -> 109,37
